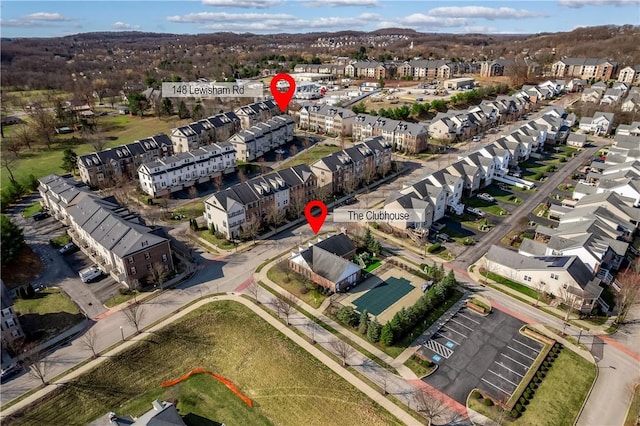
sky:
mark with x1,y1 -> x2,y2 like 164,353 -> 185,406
1,0 -> 639,38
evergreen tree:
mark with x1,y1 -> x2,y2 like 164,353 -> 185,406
367,318 -> 382,343
380,323 -> 394,346
61,149 -> 78,173
26,282 -> 36,298
370,240 -> 381,256
358,309 -> 369,335
337,306 -> 359,327
178,101 -> 190,119
364,228 -> 373,249
1,215 -> 24,266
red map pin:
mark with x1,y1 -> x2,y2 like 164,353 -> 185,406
270,73 -> 296,112
304,200 -> 328,235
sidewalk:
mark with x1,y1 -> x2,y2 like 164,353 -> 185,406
1,294 -> 422,426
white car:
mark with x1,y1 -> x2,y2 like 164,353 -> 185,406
477,193 -> 495,202
472,136 -> 481,142
466,207 -> 486,217
274,149 -> 285,155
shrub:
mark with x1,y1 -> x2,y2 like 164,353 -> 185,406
541,365 -> 548,372
300,286 -> 309,294
516,403 -> 525,413
471,390 -> 482,399
536,371 -> 545,379
524,390 -> 532,399
483,398 -> 494,406
427,242 -> 442,253
510,409 -> 520,418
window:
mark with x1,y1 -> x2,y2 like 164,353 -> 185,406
130,266 -> 137,275
162,254 -> 168,262
147,263 -> 153,270
144,252 -> 151,260
524,275 -> 531,282
128,257 -> 134,264
551,273 -> 558,280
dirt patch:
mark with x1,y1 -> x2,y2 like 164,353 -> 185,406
1,245 -> 43,289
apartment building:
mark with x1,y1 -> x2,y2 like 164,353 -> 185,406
78,134 -> 173,188
39,174 -> 174,286
298,104 -> 356,137
137,142 -> 236,198
204,164 -> 317,239
351,114 -> 428,154
234,99 -> 280,129
551,58 -> 618,80
227,115 -> 295,162
1,280 -> 24,351
310,136 -> 392,195
480,59 -> 514,77
170,112 -> 240,153
618,65 -> 640,86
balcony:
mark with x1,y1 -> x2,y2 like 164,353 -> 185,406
596,268 -> 614,285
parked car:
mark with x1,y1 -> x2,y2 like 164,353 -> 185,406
466,207 -> 486,217
472,136 -> 481,142
33,212 -> 50,221
79,265 -> 103,283
344,197 -> 358,205
477,193 -> 495,202
274,149 -> 285,155
435,233 -> 451,243
1,364 -> 22,382
58,242 -> 78,255
430,222 -> 446,232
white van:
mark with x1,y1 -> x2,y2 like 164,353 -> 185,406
79,265 -> 103,283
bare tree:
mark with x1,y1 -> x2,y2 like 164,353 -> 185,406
145,209 -> 162,227
275,152 -> 283,163
288,191 -> 307,219
306,321 -> 318,344
289,145 -> 298,157
380,372 -> 388,395
559,286 -> 579,322
413,388 -> 448,426
533,280 -> 546,307
187,185 -> 198,199
123,303 -> 145,334
273,293 -> 296,325
14,124 -> 34,150
330,338 -> 354,367
238,168 -> 247,183
246,280 -> 260,304
25,349 -> 50,385
314,184 -> 331,203
147,262 -> 169,290
4,137 -> 23,158
257,157 -> 267,174
378,159 -> 391,178
615,258 -> 640,325
241,213 -> 261,245
1,153 -> 18,183
342,173 -> 358,195
267,203 -> 286,228
79,327 -> 99,358
86,127 -> 107,152
302,137 -> 311,150
212,174 -> 223,192
363,162 -> 376,186
28,107 -> 56,149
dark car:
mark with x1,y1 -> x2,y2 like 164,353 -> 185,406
344,197 -> 358,205
33,212 -> 50,221
59,242 -> 78,255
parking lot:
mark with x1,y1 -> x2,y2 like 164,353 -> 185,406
63,250 -> 120,304
422,307 -> 543,404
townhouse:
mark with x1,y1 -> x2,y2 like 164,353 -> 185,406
298,104 -> 356,137
617,65 -> 640,86
486,245 -> 602,313
600,88 -> 625,106
616,121 -> 640,137
234,99 -> 281,129
39,174 -> 174,286
579,112 -> 615,135
78,134 -> 173,188
408,60 -> 453,80
344,60 -> 396,79
480,59 -> 513,77
352,114 -> 428,153
228,115 -> 295,162
310,136 -> 392,195
204,164 -> 317,239
1,280 -> 24,351
621,88 -> 640,112
170,111 -> 240,153
551,58 -> 618,80
138,142 -> 236,198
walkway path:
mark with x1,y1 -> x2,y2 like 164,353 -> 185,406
1,294 -> 423,426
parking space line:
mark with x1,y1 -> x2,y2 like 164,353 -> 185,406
513,339 -> 540,353
496,361 -> 524,378
435,332 -> 460,345
502,353 -> 531,369
449,318 -> 474,331
488,369 -> 519,387
481,378 -> 511,396
442,324 -> 467,339
507,345 -> 536,362
456,312 -> 480,325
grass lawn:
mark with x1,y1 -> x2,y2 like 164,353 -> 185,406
1,115 -> 191,191
277,144 -> 341,170
3,301 -> 401,426
21,202 -> 43,218
170,199 -> 205,221
196,230 -> 235,250
463,198 -> 507,216
104,290 -> 140,308
364,260 -> 382,273
49,234 -> 72,248
404,355 -> 436,378
484,187 -> 523,204
13,288 -> 84,341
625,384 -> 640,426
267,264 -> 326,309
485,272 -> 539,299
515,349 -> 596,426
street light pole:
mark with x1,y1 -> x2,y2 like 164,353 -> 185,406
120,326 -> 124,341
